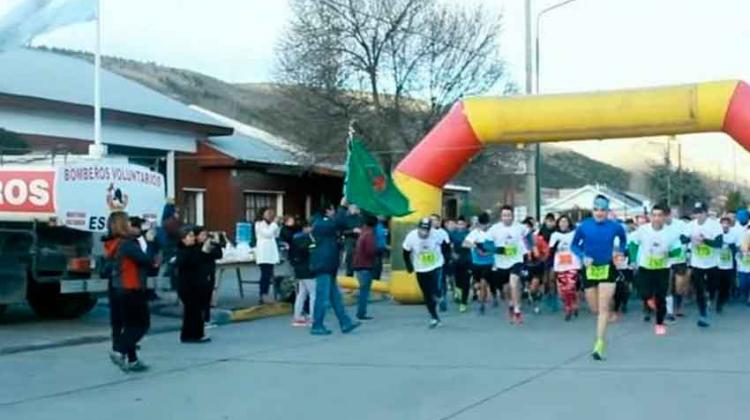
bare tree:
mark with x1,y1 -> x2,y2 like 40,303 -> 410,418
275,0 -> 511,168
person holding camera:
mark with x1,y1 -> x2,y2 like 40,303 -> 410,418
194,226 -> 224,328
176,226 -> 212,343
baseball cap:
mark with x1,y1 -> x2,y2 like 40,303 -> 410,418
692,202 -> 708,214
417,217 -> 431,230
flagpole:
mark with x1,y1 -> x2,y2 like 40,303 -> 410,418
89,0 -> 106,158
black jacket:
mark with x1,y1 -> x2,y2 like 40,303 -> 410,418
290,231 -> 315,280
176,244 -> 205,291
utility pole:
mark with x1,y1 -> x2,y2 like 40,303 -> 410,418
524,0 -> 538,218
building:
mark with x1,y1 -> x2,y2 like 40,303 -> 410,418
542,184 -> 651,219
0,48 -> 232,198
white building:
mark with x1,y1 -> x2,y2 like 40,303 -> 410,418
542,184 -> 651,219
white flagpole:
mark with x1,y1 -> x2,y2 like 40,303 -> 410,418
90,0 -> 105,157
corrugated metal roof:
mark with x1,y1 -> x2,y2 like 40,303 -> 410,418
0,48 -> 230,132
206,134 -> 301,166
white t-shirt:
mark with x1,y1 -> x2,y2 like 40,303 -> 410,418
403,229 -> 445,273
686,218 -> 723,269
465,228 -> 495,266
549,230 -> 580,272
631,224 -> 679,270
718,229 -> 739,270
433,228 -> 451,246
666,219 -> 688,265
488,222 -> 527,269
736,227 -> 750,273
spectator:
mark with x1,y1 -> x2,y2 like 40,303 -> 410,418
372,216 -> 389,280
104,211 -> 157,372
194,226 -> 224,329
255,207 -> 281,304
290,221 -> 316,327
309,199 -> 361,336
342,204 -> 363,277
159,201 -> 182,292
176,226 -> 211,343
353,215 -> 378,320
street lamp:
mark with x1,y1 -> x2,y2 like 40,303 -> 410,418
527,0 -> 579,218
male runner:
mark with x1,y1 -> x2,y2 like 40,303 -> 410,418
488,205 -> 529,324
717,216 -> 738,314
463,213 -> 496,315
686,202 -> 723,328
430,214 -> 451,312
665,207 -> 689,321
571,195 -> 627,360
629,204 -> 681,336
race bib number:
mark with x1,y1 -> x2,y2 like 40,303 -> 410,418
418,251 -> 438,267
742,254 -> 750,266
558,252 -> 573,265
504,245 -> 518,257
645,255 -> 668,270
695,244 -> 711,258
586,264 -> 610,281
720,249 -> 732,263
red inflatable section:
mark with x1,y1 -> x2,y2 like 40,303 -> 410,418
395,102 -> 482,188
723,81 -> 750,152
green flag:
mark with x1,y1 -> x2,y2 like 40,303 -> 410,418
344,138 -> 412,217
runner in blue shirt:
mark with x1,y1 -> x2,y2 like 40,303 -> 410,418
571,195 -> 627,361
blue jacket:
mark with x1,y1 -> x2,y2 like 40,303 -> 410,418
375,222 -> 388,251
571,218 -> 627,266
310,208 -> 348,275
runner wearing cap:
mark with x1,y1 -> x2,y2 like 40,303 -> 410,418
403,217 -> 451,328
571,195 -> 627,360
629,204 -> 681,336
488,205 -> 529,324
686,201 -> 723,328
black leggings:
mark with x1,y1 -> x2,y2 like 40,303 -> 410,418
179,286 -> 206,341
613,270 -> 632,312
717,269 -> 734,311
416,269 -> 439,320
259,263 -> 274,296
638,268 -> 669,325
454,263 -> 471,305
119,290 -> 150,362
108,286 -> 123,352
691,267 -> 718,317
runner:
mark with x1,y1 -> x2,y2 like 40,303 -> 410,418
488,205 -> 529,324
571,195 -> 627,360
403,218 -> 451,328
548,215 -> 581,320
665,207 -> 689,321
430,214 -> 452,312
613,219 -> 636,321
686,201 -> 723,328
522,217 -> 549,314
716,216 -> 738,314
463,213 -> 495,315
540,213 -> 559,310
629,204 -> 681,336
737,225 -> 750,305
449,217 -> 472,313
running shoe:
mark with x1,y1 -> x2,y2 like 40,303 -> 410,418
654,324 -> 667,336
454,289 -> 461,303
291,318 -> 308,327
123,359 -> 149,373
342,321 -> 362,334
429,318 -> 442,329
109,351 -> 125,368
591,339 -> 605,361
513,311 -> 524,325
459,304 -> 468,313
310,327 -> 333,336
697,317 -> 711,328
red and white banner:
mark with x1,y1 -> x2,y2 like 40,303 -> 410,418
0,169 -> 55,214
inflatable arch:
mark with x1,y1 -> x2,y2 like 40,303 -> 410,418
385,80 -> 750,303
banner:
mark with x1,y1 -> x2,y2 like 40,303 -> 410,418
0,168 -> 55,214
55,163 -> 165,232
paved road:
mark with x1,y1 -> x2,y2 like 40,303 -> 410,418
1,301 -> 749,420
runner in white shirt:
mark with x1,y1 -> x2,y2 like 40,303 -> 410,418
488,205 -> 529,324
630,204 -> 681,336
717,217 -> 739,314
665,209 -> 689,320
736,222 -> 750,305
685,202 -> 723,328
548,215 -> 581,321
403,218 -> 449,328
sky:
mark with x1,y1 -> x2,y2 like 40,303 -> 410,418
2,0 -> 750,185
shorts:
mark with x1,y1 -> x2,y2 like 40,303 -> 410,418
671,263 -> 688,276
637,268 -> 670,299
494,263 -> 524,286
472,264 -> 493,284
582,263 -> 617,289
524,263 -> 545,281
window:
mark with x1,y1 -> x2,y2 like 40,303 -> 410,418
244,192 -> 279,222
182,189 -> 204,225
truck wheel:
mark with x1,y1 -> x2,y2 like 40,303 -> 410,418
27,283 -> 98,319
